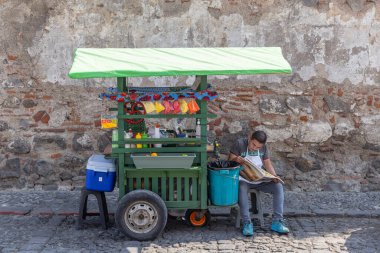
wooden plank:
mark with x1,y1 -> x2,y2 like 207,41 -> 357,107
143,177 -> 149,190
169,177 -> 174,201
199,75 -> 208,209
192,177 -> 198,201
152,177 -> 158,194
161,177 -> 167,201
177,177 -> 182,201
184,177 -> 190,201
165,201 -> 200,209
136,177 -> 141,189
128,178 -> 133,192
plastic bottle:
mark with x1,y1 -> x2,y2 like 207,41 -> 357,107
128,129 -> 135,148
112,129 -> 118,148
136,132 -> 142,148
124,131 -> 131,148
142,132 -> 148,148
195,119 -> 201,138
154,123 -> 162,148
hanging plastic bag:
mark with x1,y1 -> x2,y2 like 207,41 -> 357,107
142,101 -> 155,114
101,114 -> 117,129
154,101 -> 165,113
162,100 -> 173,114
172,100 -> 181,114
188,99 -> 200,114
179,99 -> 188,114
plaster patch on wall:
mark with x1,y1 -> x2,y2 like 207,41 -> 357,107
299,65 -> 316,80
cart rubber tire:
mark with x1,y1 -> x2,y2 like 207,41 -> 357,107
115,190 -> 167,241
185,209 -> 210,227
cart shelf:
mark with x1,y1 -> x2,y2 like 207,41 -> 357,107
116,113 -> 217,119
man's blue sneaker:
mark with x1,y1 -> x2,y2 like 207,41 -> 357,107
242,221 -> 254,236
271,220 -> 289,234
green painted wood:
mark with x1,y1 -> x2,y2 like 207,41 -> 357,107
112,147 -> 205,153
114,75 -> 211,208
177,177 -> 182,201
169,177 -> 174,201
125,167 -> 200,175
161,177 -> 167,201
117,77 -> 126,199
128,178 -> 133,192
124,138 -> 202,144
192,176 -> 198,201
152,177 -> 158,193
184,177 -> 189,201
165,201 -> 200,209
199,75 -> 208,209
136,177 -> 141,189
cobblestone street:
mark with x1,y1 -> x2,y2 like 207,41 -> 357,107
1,214 -> 379,253
1,190 -> 380,252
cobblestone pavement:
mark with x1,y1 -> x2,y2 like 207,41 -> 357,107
1,190 -> 380,252
1,214 -> 379,253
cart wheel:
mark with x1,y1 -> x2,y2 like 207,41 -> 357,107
115,190 -> 167,241
185,209 -> 210,227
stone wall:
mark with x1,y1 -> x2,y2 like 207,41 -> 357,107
0,0 -> 379,191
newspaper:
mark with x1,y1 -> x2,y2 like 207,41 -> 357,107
240,157 -> 284,184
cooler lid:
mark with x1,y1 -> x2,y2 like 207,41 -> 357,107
87,154 -> 116,173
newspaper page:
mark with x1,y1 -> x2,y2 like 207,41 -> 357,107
240,157 -> 284,184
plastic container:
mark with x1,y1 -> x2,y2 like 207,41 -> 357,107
86,154 -> 116,192
128,129 -> 135,148
124,130 -> 131,148
195,119 -> 201,138
207,160 -> 241,206
154,124 -> 162,148
131,153 -> 196,169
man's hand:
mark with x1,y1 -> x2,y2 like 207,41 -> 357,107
234,156 -> 246,165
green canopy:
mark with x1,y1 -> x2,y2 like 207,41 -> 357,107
68,47 -> 292,79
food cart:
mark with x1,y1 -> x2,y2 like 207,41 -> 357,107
69,47 -> 291,241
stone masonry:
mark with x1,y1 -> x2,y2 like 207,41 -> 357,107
0,0 -> 379,192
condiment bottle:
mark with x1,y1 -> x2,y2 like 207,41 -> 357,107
142,132 -> 148,148
195,119 -> 201,138
136,132 -> 142,148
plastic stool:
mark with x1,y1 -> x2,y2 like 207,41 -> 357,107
76,187 -> 109,229
235,189 -> 265,228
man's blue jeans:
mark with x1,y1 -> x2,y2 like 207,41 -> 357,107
239,180 -> 284,223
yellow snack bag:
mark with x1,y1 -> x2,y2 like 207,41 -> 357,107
154,101 -> 165,113
101,114 -> 117,129
142,101 -> 155,114
179,99 -> 189,114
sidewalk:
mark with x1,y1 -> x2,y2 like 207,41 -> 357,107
1,189 -> 380,218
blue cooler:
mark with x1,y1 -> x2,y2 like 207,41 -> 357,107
86,154 -> 116,192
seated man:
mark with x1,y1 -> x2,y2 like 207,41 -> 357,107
229,130 -> 289,236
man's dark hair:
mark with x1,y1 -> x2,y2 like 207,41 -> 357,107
251,130 -> 267,144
